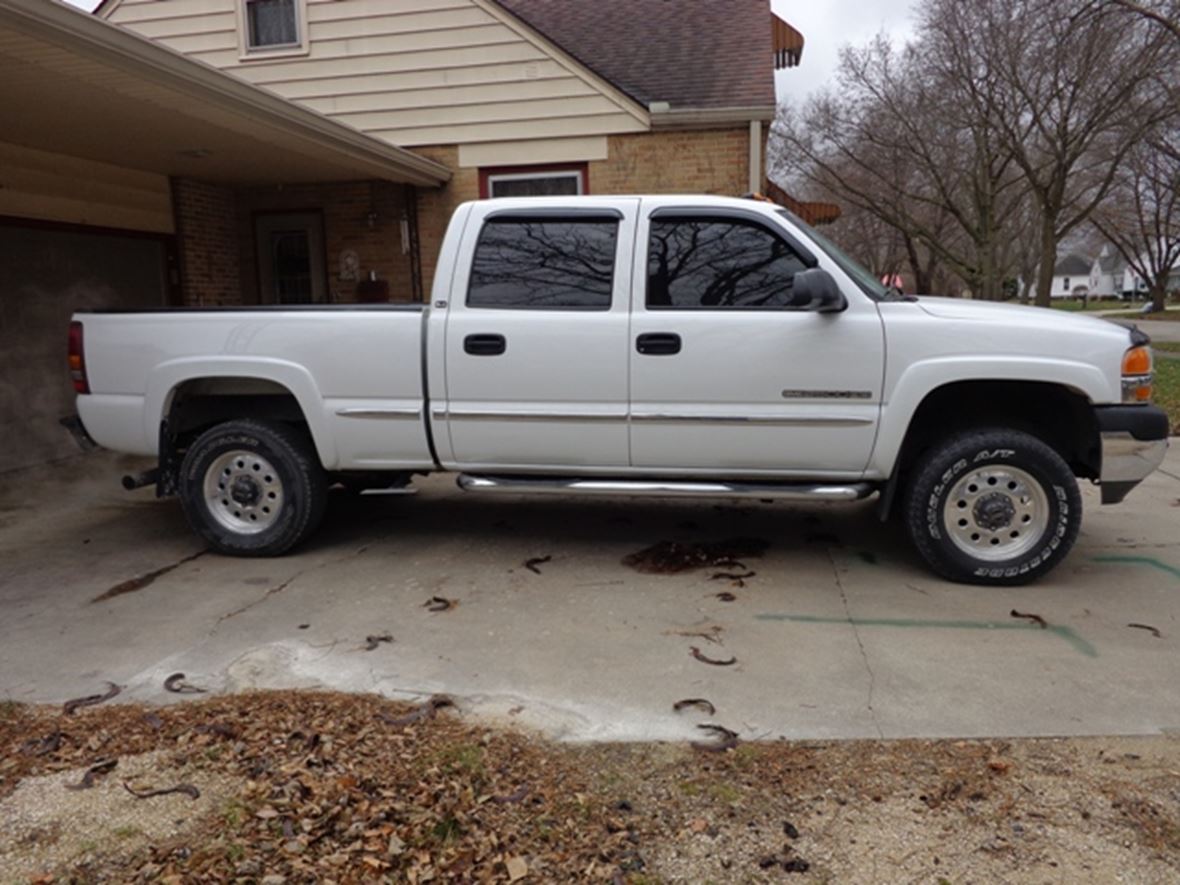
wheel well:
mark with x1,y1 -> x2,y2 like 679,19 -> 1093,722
884,381 -> 1101,517
158,378 -> 312,494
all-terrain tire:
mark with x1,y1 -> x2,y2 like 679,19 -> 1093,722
903,428 -> 1081,585
179,419 -> 328,557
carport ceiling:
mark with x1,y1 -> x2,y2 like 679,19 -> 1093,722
0,0 -> 451,188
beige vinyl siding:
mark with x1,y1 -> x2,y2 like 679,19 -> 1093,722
105,0 -> 648,147
0,142 -> 173,234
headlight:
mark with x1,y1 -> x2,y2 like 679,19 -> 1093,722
1121,345 -> 1153,403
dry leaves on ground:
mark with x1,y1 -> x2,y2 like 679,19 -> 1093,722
1,693 -> 1179,883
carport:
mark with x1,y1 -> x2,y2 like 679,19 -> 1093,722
0,0 -> 449,473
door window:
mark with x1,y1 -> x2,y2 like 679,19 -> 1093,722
467,217 -> 618,310
270,229 -> 313,302
254,212 -> 326,304
647,216 -> 809,309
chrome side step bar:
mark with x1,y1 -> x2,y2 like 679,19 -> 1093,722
456,474 -> 875,502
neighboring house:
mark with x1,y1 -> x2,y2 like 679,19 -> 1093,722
1089,245 -> 1162,300
1088,246 -> 1124,299
1120,265 -> 1148,299
1050,253 -> 1091,299
95,0 -> 818,305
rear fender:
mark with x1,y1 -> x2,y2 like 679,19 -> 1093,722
146,357 -> 337,468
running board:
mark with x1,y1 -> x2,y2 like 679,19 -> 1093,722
456,474 -> 875,502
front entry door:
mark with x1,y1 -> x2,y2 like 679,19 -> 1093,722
255,212 -> 326,304
628,207 -> 885,478
439,200 -> 639,470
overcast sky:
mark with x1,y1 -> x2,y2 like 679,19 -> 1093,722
771,0 -> 918,102
64,0 -> 919,101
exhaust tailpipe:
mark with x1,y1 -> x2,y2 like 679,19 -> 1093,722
122,469 -> 159,491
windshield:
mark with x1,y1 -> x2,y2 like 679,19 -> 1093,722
775,209 -> 890,301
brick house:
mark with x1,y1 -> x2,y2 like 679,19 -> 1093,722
95,0 -> 814,305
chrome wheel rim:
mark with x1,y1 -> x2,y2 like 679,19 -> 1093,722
943,465 -> 1049,562
203,450 -> 284,535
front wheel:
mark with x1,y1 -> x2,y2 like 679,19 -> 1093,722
179,419 -> 328,556
903,429 -> 1081,585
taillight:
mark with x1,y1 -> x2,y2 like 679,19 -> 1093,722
68,320 -> 89,394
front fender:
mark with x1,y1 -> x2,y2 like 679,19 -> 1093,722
869,356 -> 1113,477
145,357 -> 338,468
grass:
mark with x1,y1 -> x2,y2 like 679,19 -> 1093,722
1152,356 -> 1180,434
1154,341 -> 1180,355
1049,299 -> 1124,312
1105,309 -> 1180,321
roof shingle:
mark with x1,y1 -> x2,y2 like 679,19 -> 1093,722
1054,254 -> 1092,276
493,0 -> 777,110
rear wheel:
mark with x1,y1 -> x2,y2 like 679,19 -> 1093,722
903,428 -> 1081,585
179,419 -> 327,556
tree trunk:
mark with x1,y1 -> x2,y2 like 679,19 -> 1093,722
1150,280 -> 1167,313
904,236 -> 933,295
1034,221 -> 1057,307
1019,279 -> 1032,304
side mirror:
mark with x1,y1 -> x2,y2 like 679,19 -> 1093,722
790,268 -> 847,313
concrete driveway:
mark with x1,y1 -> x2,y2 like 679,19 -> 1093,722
2,448 -> 1178,743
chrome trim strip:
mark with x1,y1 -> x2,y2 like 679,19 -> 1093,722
335,407 -> 421,420
457,474 -> 875,502
442,409 -> 628,423
629,413 -> 873,427
432,409 -> 871,427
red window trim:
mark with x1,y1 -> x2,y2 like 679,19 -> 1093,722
478,162 -> 590,199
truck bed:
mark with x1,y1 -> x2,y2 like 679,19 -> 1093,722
74,306 -> 434,471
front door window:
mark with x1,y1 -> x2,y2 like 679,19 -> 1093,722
270,229 -> 313,302
254,212 -> 326,304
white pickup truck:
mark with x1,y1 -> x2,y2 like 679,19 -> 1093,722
70,195 -> 1169,584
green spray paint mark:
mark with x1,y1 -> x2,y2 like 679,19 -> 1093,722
1092,555 -> 1180,582
755,613 -> 1098,658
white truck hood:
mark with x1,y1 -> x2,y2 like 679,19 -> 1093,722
915,296 -> 1135,341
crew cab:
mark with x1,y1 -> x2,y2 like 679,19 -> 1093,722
69,196 -> 1170,584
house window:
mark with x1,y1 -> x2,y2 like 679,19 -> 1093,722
1063,277 -> 1070,292
646,216 -> 810,310
480,164 -> 589,199
241,0 -> 304,53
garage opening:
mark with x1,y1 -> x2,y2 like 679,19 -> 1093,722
0,219 -> 175,473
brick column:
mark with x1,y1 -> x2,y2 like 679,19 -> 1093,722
171,177 -> 242,306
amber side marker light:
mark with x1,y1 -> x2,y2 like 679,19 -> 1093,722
1121,345 -> 1152,403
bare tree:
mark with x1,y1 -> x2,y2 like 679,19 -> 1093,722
772,32 -> 1028,300
1098,0 -> 1180,40
939,0 -> 1178,305
1091,128 -> 1180,311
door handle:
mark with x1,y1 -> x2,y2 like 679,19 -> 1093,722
464,333 -> 507,356
636,332 -> 681,355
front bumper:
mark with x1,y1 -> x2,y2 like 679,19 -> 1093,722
1097,405 -> 1170,504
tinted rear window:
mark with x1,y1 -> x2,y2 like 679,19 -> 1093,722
468,217 -> 618,309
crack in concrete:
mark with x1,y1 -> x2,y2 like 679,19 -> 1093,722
827,549 -> 884,739
211,543 -> 372,630
217,577 -> 295,623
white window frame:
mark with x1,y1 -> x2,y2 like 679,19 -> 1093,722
238,0 -> 309,61
486,170 -> 585,198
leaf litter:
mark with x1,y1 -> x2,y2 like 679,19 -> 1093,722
1,691 -> 1179,883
